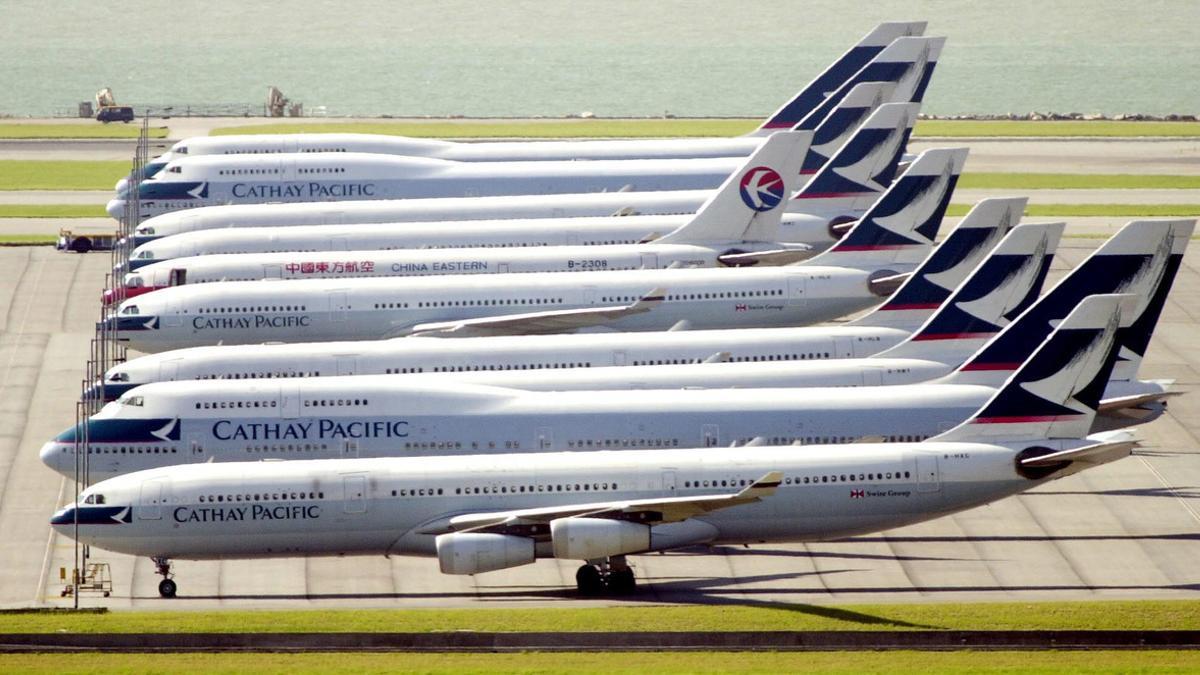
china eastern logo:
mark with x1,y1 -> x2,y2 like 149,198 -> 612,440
738,167 -> 785,212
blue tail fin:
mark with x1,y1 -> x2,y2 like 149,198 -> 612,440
881,221 -> 1062,359
750,22 -> 926,135
947,219 -> 1194,386
655,131 -> 810,244
802,146 -> 965,270
934,294 -> 1129,443
789,102 -> 920,220
793,36 -> 945,132
800,81 -> 894,175
853,197 -> 1027,329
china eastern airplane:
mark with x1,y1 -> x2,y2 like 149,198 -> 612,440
51,295 -> 1137,597
92,197 -> 1025,402
119,95 -> 922,232
114,24 -> 930,190
111,131 -> 817,304
107,145 -> 963,352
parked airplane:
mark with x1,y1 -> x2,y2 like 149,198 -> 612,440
107,146 -> 961,351
51,295 -> 1134,597
122,99 -> 920,236
110,131 -> 815,304
93,197 -> 1022,402
115,24 -> 927,189
45,286 -> 1132,483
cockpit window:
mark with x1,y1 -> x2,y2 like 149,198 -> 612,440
126,276 -> 144,288
168,166 -> 182,174
136,250 -> 154,259
108,371 -> 130,382
176,146 -> 188,154
83,494 -> 106,505
118,395 -> 144,407
121,305 -> 139,315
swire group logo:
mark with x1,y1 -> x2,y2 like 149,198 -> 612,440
735,304 -> 748,312
850,489 -> 865,499
739,167 -> 785,212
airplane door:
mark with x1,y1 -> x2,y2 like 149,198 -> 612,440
336,355 -> 357,376
861,367 -> 883,386
188,435 -> 204,461
164,297 -> 182,327
342,440 -> 359,458
497,262 -> 510,274
640,253 -> 658,270
566,233 -> 579,245
167,268 -> 186,287
662,470 -> 678,493
583,286 -> 597,306
329,292 -> 348,322
834,337 -> 853,358
612,350 -> 627,366
263,264 -> 282,280
536,427 -> 553,450
702,424 -> 720,447
342,474 -> 367,513
331,238 -> 349,252
138,479 -> 165,520
787,275 -> 807,305
280,383 -> 300,419
915,453 -> 941,493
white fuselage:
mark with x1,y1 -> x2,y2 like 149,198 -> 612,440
51,442 -> 1060,562
110,266 -> 887,352
95,324 -> 911,402
43,375 -> 991,481
123,212 -> 830,271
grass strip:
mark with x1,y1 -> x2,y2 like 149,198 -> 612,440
209,119 -> 1200,139
2,600 -> 1198,633
0,204 -> 109,218
0,160 -> 129,190
0,235 -> 58,246
958,173 -> 1200,190
0,124 -> 168,139
3,650 -> 1200,673
946,203 -> 1200,217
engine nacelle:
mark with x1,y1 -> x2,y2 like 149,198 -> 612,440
435,532 -> 535,575
551,518 -> 650,561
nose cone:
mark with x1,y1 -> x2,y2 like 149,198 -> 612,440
115,177 -> 129,193
40,440 -> 65,477
106,199 -> 126,219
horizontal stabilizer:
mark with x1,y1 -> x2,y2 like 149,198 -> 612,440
718,246 -> 815,266
1097,390 -> 1181,413
406,287 -> 666,338
1020,434 -> 1139,468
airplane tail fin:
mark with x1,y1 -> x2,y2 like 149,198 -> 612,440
852,197 -> 1028,329
793,36 -> 945,132
749,22 -> 926,136
880,220 -> 1062,360
933,294 -> 1129,444
654,131 -> 810,245
789,102 -> 921,220
948,219 -> 1195,387
800,81 -> 895,175
801,146 -> 966,270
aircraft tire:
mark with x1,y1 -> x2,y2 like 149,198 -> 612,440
575,564 -> 604,596
608,568 -> 636,595
158,578 -> 177,598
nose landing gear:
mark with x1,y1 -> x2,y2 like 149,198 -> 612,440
575,555 -> 637,596
152,556 -> 176,598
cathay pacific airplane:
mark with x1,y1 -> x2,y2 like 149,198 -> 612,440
45,291 -> 1135,484
111,131 -> 817,304
107,146 -> 962,351
119,98 -> 921,231
51,295 -> 1136,597
93,197 -> 1025,402
115,23 -> 929,190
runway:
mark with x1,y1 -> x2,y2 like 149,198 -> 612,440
0,135 -> 1196,609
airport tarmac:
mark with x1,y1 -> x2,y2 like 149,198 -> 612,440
0,135 -> 1195,609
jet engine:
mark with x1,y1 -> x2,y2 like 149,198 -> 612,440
435,532 -> 535,575
551,517 -> 720,560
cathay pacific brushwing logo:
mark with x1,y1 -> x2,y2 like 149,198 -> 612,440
187,182 -> 208,199
112,507 -> 131,524
150,418 -> 181,442
739,167 -> 785,212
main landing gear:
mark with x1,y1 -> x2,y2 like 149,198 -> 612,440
152,556 -> 176,598
575,556 -> 637,596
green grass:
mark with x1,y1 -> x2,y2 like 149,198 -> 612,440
0,124 -> 168,139
946,203 -> 1200,218
3,600 -> 1199,634
209,119 -> 1200,139
0,204 -> 109,218
958,173 -> 1200,190
3,651 -> 1200,674
0,235 -> 58,246
0,160 -> 128,190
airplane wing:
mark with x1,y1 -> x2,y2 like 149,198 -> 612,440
418,471 -> 783,536
717,246 -> 816,266
403,287 -> 668,338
